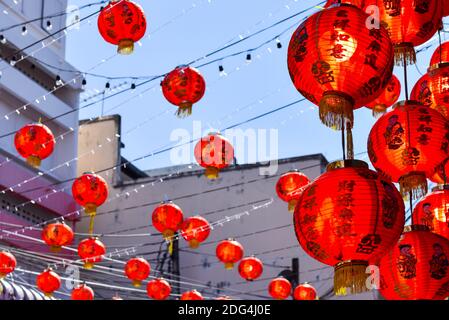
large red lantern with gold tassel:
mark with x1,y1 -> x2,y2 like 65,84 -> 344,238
426,63 -> 449,118
378,225 -> 449,300
430,41 -> 449,67
14,123 -> 55,168
293,283 -> 317,300
287,3 -> 394,130
368,100 -> 449,199
180,290 -> 204,300
180,216 -> 210,248
366,74 -> 401,117
97,0 -> 146,55
238,256 -> 263,281
268,277 -> 292,300
71,283 -> 94,300
42,222 -> 74,252
216,239 -> 244,270
124,257 -> 151,287
0,251 -> 16,279
294,160 -> 405,295
36,268 -> 61,297
147,278 -> 171,300
161,66 -> 206,117
151,201 -> 184,240
194,132 -> 234,179
78,237 -> 106,269
412,185 -> 449,240
276,170 -> 310,212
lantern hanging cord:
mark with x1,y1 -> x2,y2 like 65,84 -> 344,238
341,117 -> 346,161
403,55 -> 409,101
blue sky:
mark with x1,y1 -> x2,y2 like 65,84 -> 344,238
65,0 -> 446,171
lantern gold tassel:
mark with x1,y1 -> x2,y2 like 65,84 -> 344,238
399,172 -> 428,200
287,199 -> 298,213
117,39 -> 134,55
394,43 -> 416,66
163,229 -> 175,255
26,155 -> 41,168
205,166 -> 219,179
346,124 -> 354,160
334,260 -> 369,296
319,92 -> 354,130
85,204 -> 97,235
176,102 -> 193,118
372,104 -> 387,118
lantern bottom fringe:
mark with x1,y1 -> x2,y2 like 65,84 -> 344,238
132,280 -> 142,288
372,104 -> 387,118
288,199 -> 298,212
44,292 -> 53,298
50,246 -> 62,253
117,39 -> 134,55
394,43 -> 416,66
399,172 -> 428,200
224,262 -> 234,270
0,273 -> 6,279
334,260 -> 369,296
319,92 -> 354,130
84,262 -> 94,270
189,239 -> 200,249
26,155 -> 41,168
176,102 -> 193,118
205,166 -> 220,179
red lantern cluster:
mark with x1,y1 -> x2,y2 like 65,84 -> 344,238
268,277 -> 292,300
368,101 -> 449,199
152,201 -> 184,239
294,160 -> 405,295
78,237 -> 106,269
180,290 -> 204,300
238,256 -> 263,281
293,283 -> 317,300
124,257 -> 151,287
0,251 -> 16,279
161,66 -> 206,117
36,268 -> 61,297
365,75 -> 401,117
42,222 -> 74,252
379,225 -> 449,300
216,239 -> 244,270
276,170 -> 310,212
194,132 -> 234,179
180,216 -> 210,248
147,278 -> 171,300
71,283 -> 94,300
97,0 -> 146,54
287,4 -> 394,129
14,123 -> 55,168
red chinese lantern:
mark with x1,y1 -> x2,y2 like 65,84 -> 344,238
410,72 -> 448,118
78,237 -> 106,269
194,132 -> 234,179
430,41 -> 449,67
268,277 -> 292,300
430,158 -> 449,184
71,283 -> 94,300
294,160 -> 405,295
180,290 -> 204,300
368,100 -> 449,199
36,268 -> 61,297
276,170 -> 310,212
366,74 -> 401,117
238,256 -> 263,281
97,0 -> 146,55
426,63 -> 449,118
14,123 -> 55,168
180,216 -> 210,248
293,283 -> 317,300
42,222 -> 74,252
287,4 -> 394,129
152,201 -> 184,239
0,251 -> 16,278
124,257 -> 151,287
216,239 -> 244,270
365,0 -> 442,65
412,185 -> 449,240
161,66 -> 206,117
147,278 -> 171,300
379,225 -> 449,300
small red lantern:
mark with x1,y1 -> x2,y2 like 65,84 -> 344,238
180,290 -> 204,300
368,101 -> 449,199
365,75 -> 401,117
287,4 -> 394,129
97,0 -> 146,55
379,225 -> 449,300
180,216 -> 210,249
293,283 -> 317,300
147,278 -> 171,300
412,185 -> 449,240
294,160 -> 405,295
71,283 -> 94,300
78,237 -> 106,269
14,123 -> 55,168
36,268 -> 61,297
194,132 -> 234,179
0,251 -> 16,279
430,41 -> 449,67
410,72 -> 448,118
238,256 -> 263,281
124,257 -> 151,287
276,170 -> 310,212
427,63 -> 449,118
216,239 -> 244,270
152,201 -> 184,239
268,277 -> 292,300
161,66 -> 206,117
42,222 -> 74,252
